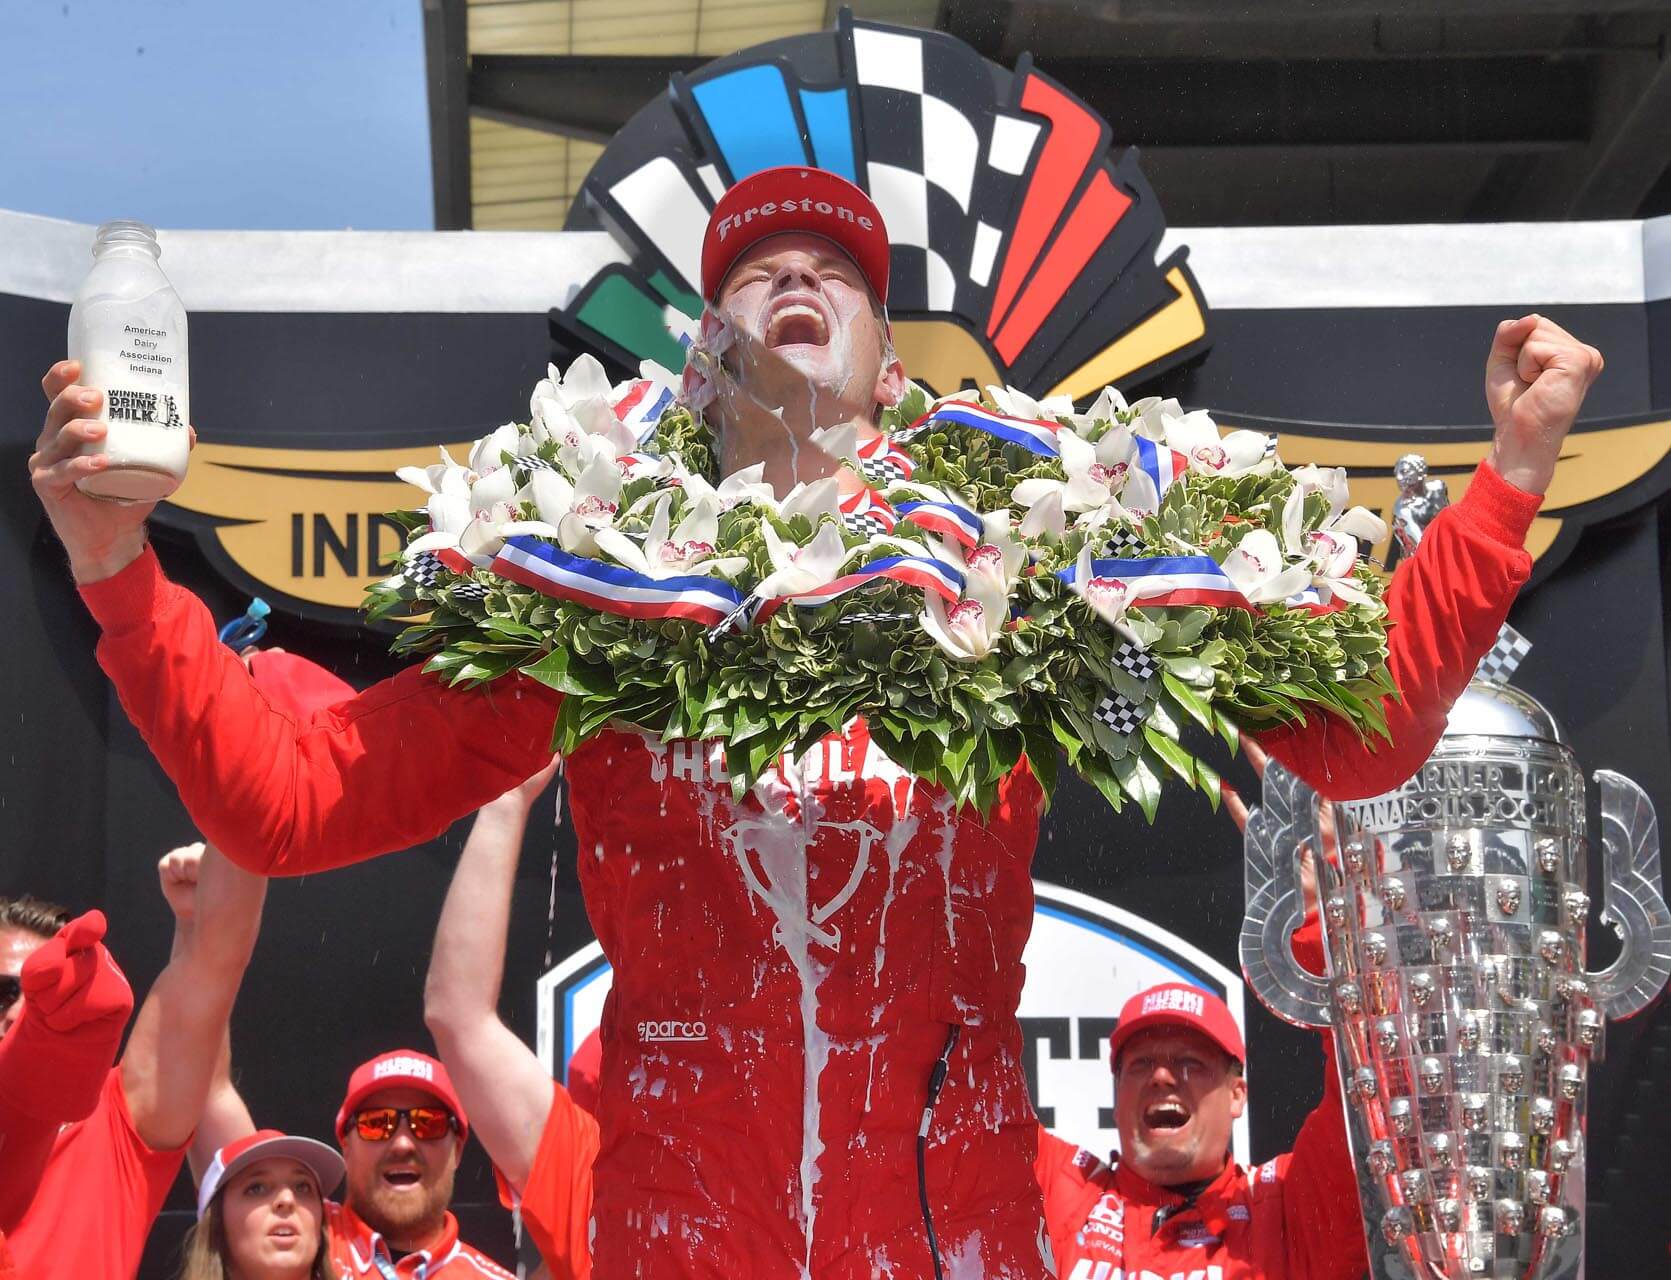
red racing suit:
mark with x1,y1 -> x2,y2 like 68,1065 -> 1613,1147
77,463 -> 1538,1278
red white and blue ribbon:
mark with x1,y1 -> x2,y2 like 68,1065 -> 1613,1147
895,499 -> 983,550
907,402 -> 1062,457
753,555 -> 965,623
493,536 -> 744,626
1057,555 -> 1255,611
612,379 -> 676,441
1133,436 -> 1190,498
1283,586 -> 1343,616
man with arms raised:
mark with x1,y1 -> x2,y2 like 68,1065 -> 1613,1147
32,166 -> 1600,1276
8,843 -> 265,1279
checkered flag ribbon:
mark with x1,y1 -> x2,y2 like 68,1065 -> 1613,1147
856,434 -> 916,488
1474,624 -> 1531,686
1102,527 -> 1145,559
449,581 -> 491,603
513,454 -> 560,479
843,511 -> 896,538
1111,640 -> 1159,684
403,552 -> 448,589
1093,690 -> 1151,738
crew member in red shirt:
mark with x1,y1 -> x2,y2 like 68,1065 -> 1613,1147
8,842 -> 267,1280
1036,944 -> 1360,1280
30,165 -> 1603,1276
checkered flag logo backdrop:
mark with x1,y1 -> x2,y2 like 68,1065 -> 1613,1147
1111,641 -> 1158,683
1093,691 -> 1151,738
403,552 -> 447,589
1474,624 -> 1532,686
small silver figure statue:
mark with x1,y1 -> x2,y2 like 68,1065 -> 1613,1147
1390,453 -> 1450,568
1241,458 -> 1671,1279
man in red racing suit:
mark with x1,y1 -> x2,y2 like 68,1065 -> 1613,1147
30,164 -> 1603,1277
1037,925 -> 1363,1280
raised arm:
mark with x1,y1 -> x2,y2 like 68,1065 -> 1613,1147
32,361 -> 560,877
120,844 -> 265,1152
0,911 -> 134,1230
423,760 -> 561,1192
1260,315 -> 1604,799
186,1031 -> 258,1186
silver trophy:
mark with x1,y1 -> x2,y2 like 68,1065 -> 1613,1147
1241,458 -> 1671,1279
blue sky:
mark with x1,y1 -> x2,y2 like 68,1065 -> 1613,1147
0,0 -> 433,229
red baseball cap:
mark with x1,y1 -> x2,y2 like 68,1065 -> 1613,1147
700,166 -> 890,305
197,1129 -> 345,1220
335,1049 -> 469,1142
1108,983 -> 1246,1069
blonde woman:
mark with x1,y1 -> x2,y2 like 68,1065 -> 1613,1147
182,1131 -> 343,1280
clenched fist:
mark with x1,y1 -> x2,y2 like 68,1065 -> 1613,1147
1484,314 -> 1605,496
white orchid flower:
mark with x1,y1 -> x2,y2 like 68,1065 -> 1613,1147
1130,396 -> 1185,440
1288,464 -> 1351,517
532,355 -> 638,451
396,446 -> 474,498
1066,544 -> 1182,630
528,455 -> 623,555
986,383 -> 1076,422
962,511 -> 1028,592
1160,409 -> 1270,477
919,574 -> 1010,662
616,451 -> 677,482
754,521 -> 850,598
777,477 -> 844,524
1279,484 -> 1388,607
680,462 -> 777,513
593,494 -> 746,580
467,423 -> 528,479
1012,427 -> 1140,529
1061,384 -> 1132,437
1220,529 -> 1315,604
1017,488 -> 1066,539
405,475 -> 557,567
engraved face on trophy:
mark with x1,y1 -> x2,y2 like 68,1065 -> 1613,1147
1558,1063 -> 1583,1100
1496,877 -> 1522,917
1575,1009 -> 1603,1049
1458,1013 -> 1482,1053
1538,930 -> 1566,965
1495,1199 -> 1525,1234
1447,833 -> 1473,872
1389,1097 -> 1416,1136
1381,1206 -> 1415,1245
1499,1056 -> 1525,1093
1375,1018 -> 1401,1056
1550,1138 -> 1577,1172
1462,1093 -> 1489,1133
1535,837 -> 1561,875
1325,892 -> 1349,929
1382,876 -> 1407,912
1336,980 -> 1362,1014
1527,1170 -> 1551,1205
1466,1166 -> 1493,1201
1531,1097 -> 1556,1134
1425,1131 -> 1455,1168
1352,1067 -> 1378,1103
1420,1057 -> 1447,1094
1368,1140 -> 1396,1178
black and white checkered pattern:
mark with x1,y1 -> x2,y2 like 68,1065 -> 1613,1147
843,610 -> 912,626
843,511 -> 895,538
403,552 -> 447,589
859,455 -> 912,488
1103,527 -> 1145,559
449,581 -> 491,603
1474,624 -> 1532,686
1093,691 -> 1151,738
1111,641 -> 1158,683
513,454 -> 560,478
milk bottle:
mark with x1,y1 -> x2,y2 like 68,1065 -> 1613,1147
67,220 -> 191,501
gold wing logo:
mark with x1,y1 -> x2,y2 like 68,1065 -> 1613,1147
155,437 -> 474,617
1219,412 -> 1671,579
152,414 -> 1671,622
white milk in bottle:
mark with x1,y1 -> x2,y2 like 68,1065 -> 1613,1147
67,220 -> 191,501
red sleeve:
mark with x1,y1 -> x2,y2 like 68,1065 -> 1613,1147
1259,459 -> 1541,800
0,934 -> 130,1230
78,549 -> 561,875
1275,1031 -> 1367,1280
514,1086 -> 599,1280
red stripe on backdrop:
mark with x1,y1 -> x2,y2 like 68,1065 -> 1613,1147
994,168 -> 1131,364
986,74 -> 1104,338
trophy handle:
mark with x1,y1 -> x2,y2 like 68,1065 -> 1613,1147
1589,769 -> 1671,1020
1240,759 -> 1330,1028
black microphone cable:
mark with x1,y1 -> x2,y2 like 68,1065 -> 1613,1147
916,1023 -> 961,1280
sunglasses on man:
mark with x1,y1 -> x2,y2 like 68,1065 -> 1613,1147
350,1105 -> 457,1142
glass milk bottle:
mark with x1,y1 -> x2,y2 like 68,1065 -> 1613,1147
67,220 -> 191,501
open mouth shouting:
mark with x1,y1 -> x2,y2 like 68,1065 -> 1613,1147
380,1164 -> 425,1192
762,292 -> 833,350
1142,1100 -> 1192,1134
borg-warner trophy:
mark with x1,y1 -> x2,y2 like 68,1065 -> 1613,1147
1241,456 -> 1671,1279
